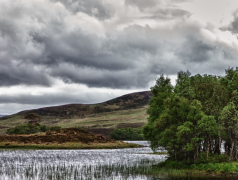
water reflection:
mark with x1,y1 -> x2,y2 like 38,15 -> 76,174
0,141 -> 166,179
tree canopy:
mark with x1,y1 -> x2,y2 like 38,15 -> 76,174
143,67 -> 238,163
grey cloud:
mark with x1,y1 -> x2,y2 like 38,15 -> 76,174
228,10 -> 238,33
125,0 -> 158,9
51,62 -> 153,89
50,0 -> 111,20
49,25 -> 166,88
155,9 -> 190,19
32,31 -> 131,70
176,36 -> 216,63
230,19 -> 238,33
0,69 -> 50,87
0,89 -> 136,114
0,90 -> 121,106
0,0 -> 237,90
0,93 -> 75,105
170,0 -> 192,3
171,36 -> 238,76
125,0 -> 190,19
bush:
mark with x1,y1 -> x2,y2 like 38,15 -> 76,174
6,124 -> 62,135
110,127 -> 144,140
7,124 -> 40,134
48,126 -> 62,131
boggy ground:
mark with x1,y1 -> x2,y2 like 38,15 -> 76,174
0,128 -> 142,149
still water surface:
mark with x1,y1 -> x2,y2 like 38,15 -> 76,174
0,141 -> 235,180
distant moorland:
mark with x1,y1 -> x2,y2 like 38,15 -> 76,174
0,91 -> 151,136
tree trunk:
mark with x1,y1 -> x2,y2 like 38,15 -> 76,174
233,140 -> 237,161
229,140 -> 234,161
206,139 -> 210,158
218,134 -> 221,155
194,145 -> 199,163
217,127 -> 221,154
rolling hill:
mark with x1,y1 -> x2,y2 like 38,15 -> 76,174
0,91 -> 151,136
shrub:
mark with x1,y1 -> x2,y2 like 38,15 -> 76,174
110,127 -> 144,140
6,124 -> 62,135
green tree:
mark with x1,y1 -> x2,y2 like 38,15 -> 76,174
144,68 -> 238,164
110,128 -> 144,140
219,91 -> 238,161
220,67 -> 238,94
143,75 -> 173,151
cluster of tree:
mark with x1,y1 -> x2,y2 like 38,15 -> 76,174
143,67 -> 238,163
110,127 -> 144,140
6,113 -> 61,134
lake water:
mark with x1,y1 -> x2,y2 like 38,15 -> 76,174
0,141 -> 235,180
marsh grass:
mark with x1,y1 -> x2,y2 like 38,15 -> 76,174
0,149 -> 164,180
3,161 -> 152,180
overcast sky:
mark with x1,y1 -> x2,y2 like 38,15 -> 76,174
1,0 -> 238,115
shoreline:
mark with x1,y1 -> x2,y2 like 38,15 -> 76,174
0,141 -> 143,150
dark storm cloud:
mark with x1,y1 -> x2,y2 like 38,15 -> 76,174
49,25 -> 165,88
31,31 -> 131,70
0,0 -> 237,90
51,63 -> 153,89
0,67 -> 50,86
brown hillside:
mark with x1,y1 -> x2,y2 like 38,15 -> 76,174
0,91 -> 151,135
17,91 -> 151,118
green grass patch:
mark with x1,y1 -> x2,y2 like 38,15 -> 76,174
152,159 -> 238,178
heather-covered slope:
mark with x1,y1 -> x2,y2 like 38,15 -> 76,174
0,128 -> 142,149
0,91 -> 151,135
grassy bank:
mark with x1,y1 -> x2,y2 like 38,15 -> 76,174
0,141 -> 143,150
152,160 -> 238,178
